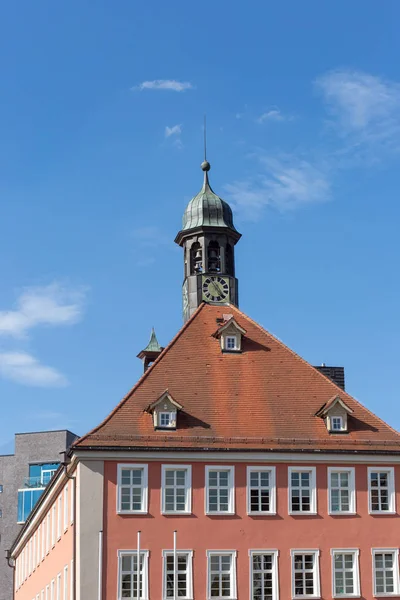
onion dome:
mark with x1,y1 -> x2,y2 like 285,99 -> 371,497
175,161 -> 241,245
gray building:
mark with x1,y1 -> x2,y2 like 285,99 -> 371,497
0,430 -> 77,600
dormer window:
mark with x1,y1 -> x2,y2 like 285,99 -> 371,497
159,412 -> 173,428
315,395 -> 353,433
213,316 -> 246,353
331,416 -> 344,431
225,336 -> 238,351
148,391 -> 183,431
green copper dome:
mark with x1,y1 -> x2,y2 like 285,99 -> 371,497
181,162 -> 239,233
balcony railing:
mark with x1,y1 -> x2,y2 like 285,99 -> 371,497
23,472 -> 56,488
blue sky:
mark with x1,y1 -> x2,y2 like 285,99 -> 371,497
1,0 -> 400,451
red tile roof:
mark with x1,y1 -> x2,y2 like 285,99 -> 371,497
74,303 -> 400,453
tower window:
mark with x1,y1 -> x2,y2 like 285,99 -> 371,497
190,242 -> 203,274
226,244 -> 234,275
207,241 -> 220,273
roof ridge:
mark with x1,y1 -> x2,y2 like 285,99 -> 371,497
228,304 -> 400,440
73,303 -> 207,448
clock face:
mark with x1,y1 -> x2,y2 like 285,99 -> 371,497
202,276 -> 230,302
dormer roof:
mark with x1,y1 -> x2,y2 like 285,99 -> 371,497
212,316 -> 247,338
315,395 -> 354,418
148,390 -> 183,412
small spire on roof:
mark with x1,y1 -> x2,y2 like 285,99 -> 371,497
201,114 -> 211,186
137,328 -> 163,372
143,327 -> 162,353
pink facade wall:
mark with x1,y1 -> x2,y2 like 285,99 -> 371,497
15,483 -> 73,600
103,460 -> 400,600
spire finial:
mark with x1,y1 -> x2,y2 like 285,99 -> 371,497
201,116 -> 211,179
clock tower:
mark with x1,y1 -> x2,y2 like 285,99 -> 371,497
175,159 -> 241,322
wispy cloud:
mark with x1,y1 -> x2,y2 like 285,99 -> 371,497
316,69 -> 400,145
225,154 -> 330,218
257,109 -> 286,123
0,283 -> 86,339
133,79 -> 193,92
0,352 -> 68,387
165,124 -> 182,138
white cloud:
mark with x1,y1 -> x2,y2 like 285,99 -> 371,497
165,124 -> 182,138
225,155 -> 330,218
133,79 -> 193,92
0,352 -> 68,387
0,283 -> 86,338
257,109 -> 285,123
316,69 -> 400,143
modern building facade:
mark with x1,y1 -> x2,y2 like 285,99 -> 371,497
10,161 -> 400,600
0,430 -> 77,600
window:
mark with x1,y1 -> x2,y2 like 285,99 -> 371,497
117,464 -> 148,514
57,573 -> 61,600
42,520 -> 46,560
160,413 -> 172,428
291,551 -> 320,598
162,550 -> 193,599
368,468 -> 395,513
37,525 -> 40,567
64,565 -> 68,600
331,549 -> 360,597
46,513 -> 50,554
57,496 -> 62,540
225,336 -> 238,351
328,468 -> 356,514
33,533 -> 36,570
41,591 -> 44,600
161,465 -> 192,514
70,481 -> 74,524
0,484 -> 3,492
289,468 -> 317,514
46,585 -> 49,600
372,549 -> 400,596
331,417 -> 343,431
206,466 -> 235,514
51,579 -> 55,600
41,468 -> 57,485
117,550 -> 149,600
249,550 -> 279,600
247,467 -> 276,515
52,505 -> 56,546
64,485 -> 68,531
207,551 -> 237,600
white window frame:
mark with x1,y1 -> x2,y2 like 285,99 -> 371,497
33,533 -> 36,571
161,465 -> 192,514
331,416 -> 344,431
46,513 -> 50,554
57,496 -> 62,540
249,549 -> 279,600
117,464 -> 149,514
368,467 -> 396,514
159,412 -> 173,428
162,549 -> 193,600
205,466 -> 235,515
372,548 -> 400,597
225,335 -> 238,351
117,549 -> 149,600
51,579 -> 55,600
64,485 -> 68,532
328,467 -> 356,515
331,549 -> 360,598
64,565 -> 68,600
71,481 -> 74,524
247,467 -> 276,515
56,573 -> 61,600
206,550 -> 237,600
291,549 -> 320,599
288,467 -> 317,515
52,504 -> 56,547
46,585 -> 49,600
